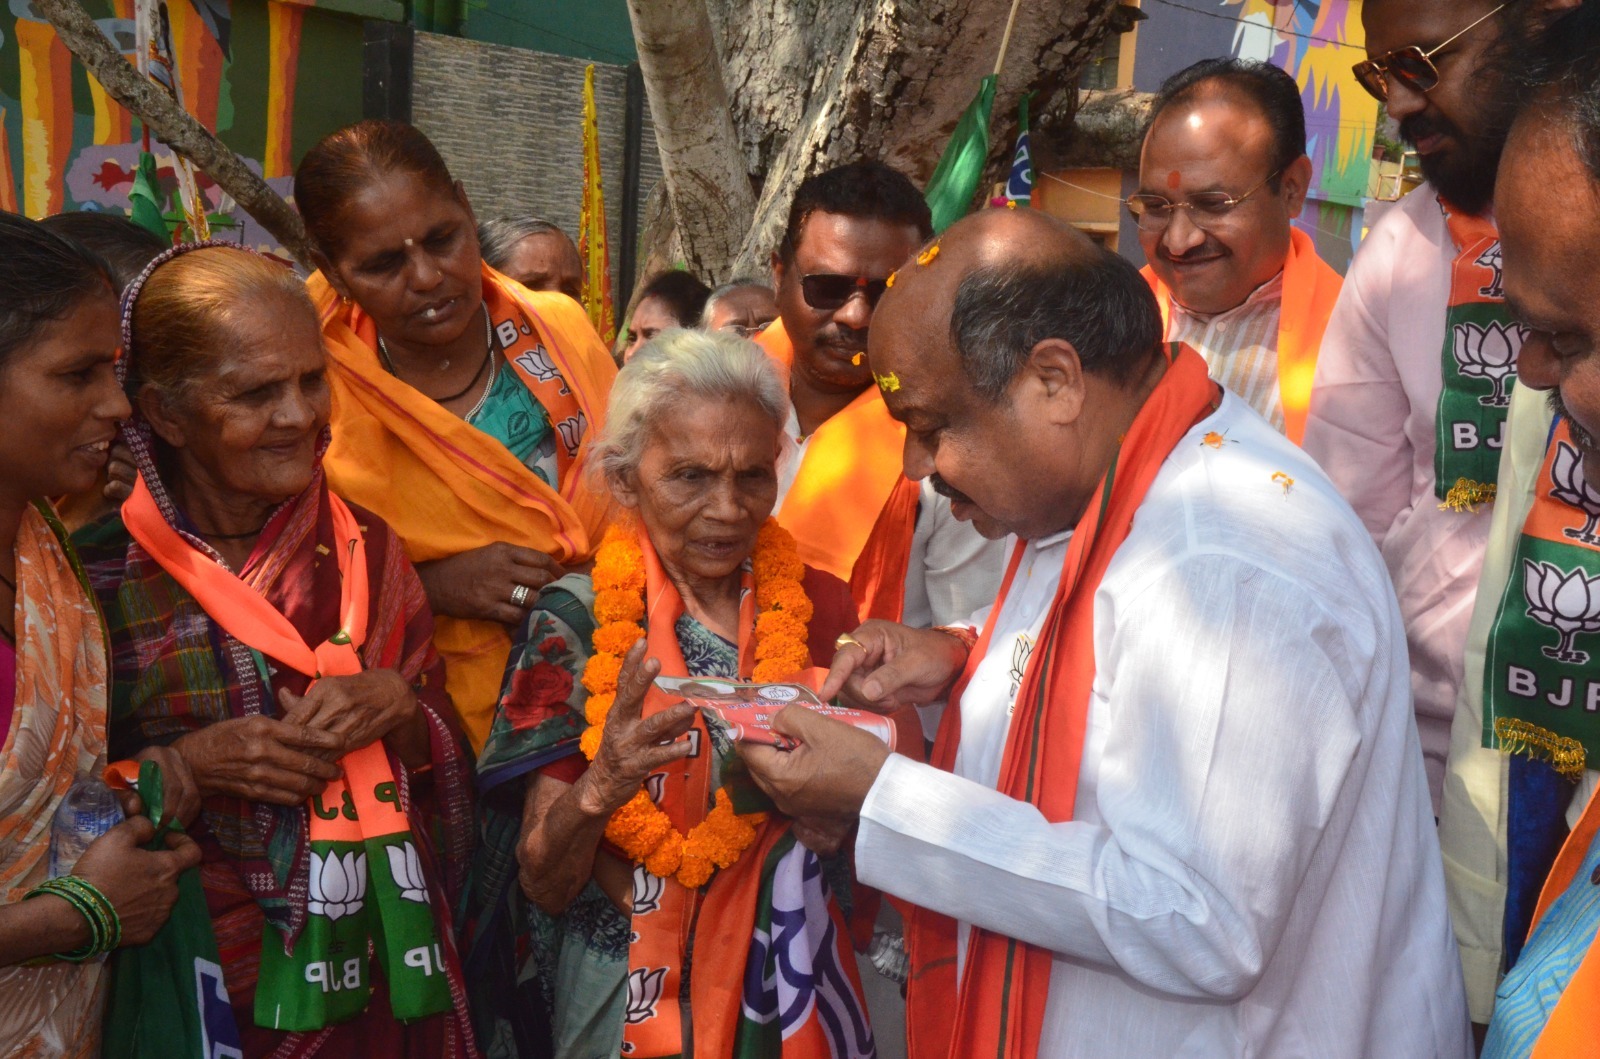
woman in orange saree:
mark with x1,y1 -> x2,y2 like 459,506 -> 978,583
293,120 -> 617,752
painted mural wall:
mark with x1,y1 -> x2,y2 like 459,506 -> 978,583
0,0 -> 366,251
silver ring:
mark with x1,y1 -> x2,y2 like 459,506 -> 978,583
511,583 -> 532,607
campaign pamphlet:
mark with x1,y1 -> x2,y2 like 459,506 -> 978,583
653,674 -> 896,751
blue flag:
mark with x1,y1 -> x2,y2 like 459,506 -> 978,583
1005,93 -> 1033,204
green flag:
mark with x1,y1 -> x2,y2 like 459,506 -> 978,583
924,74 -> 997,233
129,151 -> 168,240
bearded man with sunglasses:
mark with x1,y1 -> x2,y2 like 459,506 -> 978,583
1133,58 -> 1342,445
756,161 -> 1006,629
1304,0 -> 1570,825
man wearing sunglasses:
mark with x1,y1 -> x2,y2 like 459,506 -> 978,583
755,161 -> 1006,630
1133,58 -> 1342,445
1304,0 -> 1565,832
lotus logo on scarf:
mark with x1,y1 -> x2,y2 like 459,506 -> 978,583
1523,559 -> 1600,665
1476,243 -> 1505,298
386,841 -> 430,905
1549,442 -> 1600,545
307,850 -> 368,921
1451,321 -> 1523,408
632,865 -> 663,916
625,967 -> 667,1025
513,345 -> 571,396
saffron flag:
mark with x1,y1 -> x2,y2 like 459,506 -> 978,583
1005,92 -> 1033,204
924,74 -> 997,233
580,64 -> 616,345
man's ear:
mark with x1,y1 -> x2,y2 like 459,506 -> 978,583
770,251 -> 786,290
1024,338 -> 1087,426
137,387 -> 187,450
1280,155 -> 1314,219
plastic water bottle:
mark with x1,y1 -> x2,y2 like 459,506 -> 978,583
48,775 -> 124,879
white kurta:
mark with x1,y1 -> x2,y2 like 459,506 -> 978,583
1303,185 -> 1499,814
856,394 -> 1471,1058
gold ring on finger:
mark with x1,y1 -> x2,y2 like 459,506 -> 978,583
834,633 -> 863,650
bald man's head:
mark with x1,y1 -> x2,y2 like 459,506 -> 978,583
869,208 -> 1167,540
876,208 -> 1163,400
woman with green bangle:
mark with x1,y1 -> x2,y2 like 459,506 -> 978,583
0,213 -> 201,1057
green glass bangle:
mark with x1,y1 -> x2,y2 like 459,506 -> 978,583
23,876 -> 121,961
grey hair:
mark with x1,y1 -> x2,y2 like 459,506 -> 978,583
595,327 -> 794,486
477,216 -> 569,272
699,277 -> 775,328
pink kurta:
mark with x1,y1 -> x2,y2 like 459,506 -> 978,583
1303,185 -> 1498,815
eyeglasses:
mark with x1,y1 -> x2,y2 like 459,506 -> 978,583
1125,169 -> 1283,233
1352,4 -> 1504,103
800,273 -> 890,312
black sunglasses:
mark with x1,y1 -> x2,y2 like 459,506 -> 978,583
800,273 -> 890,312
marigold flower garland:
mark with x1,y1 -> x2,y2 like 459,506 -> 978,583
580,519 -> 814,889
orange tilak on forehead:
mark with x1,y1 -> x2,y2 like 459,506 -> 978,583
1166,169 -> 1182,190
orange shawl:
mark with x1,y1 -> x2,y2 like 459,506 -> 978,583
904,345 -> 1220,1059
1523,783 -> 1600,1057
0,503 -> 109,1058
309,265 -> 617,749
1142,227 -> 1341,445
755,320 -> 919,621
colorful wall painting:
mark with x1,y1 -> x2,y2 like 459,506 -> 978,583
0,0 -> 367,254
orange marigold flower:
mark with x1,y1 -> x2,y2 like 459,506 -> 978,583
592,621 -> 645,657
583,690 -> 615,726
754,551 -> 805,584
592,544 -> 646,593
594,589 -> 646,625
644,830 -> 684,877
581,652 -> 623,695
755,611 -> 807,646
757,580 -> 814,622
753,651 -> 808,683
580,724 -> 604,760
677,850 -> 715,889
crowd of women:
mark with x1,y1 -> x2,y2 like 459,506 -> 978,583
0,119 -> 875,1058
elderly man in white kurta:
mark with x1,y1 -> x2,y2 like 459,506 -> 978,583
738,208 -> 1470,1058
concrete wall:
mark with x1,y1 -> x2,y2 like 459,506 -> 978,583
411,31 -> 661,305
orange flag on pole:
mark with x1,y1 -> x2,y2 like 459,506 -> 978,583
580,64 -> 616,345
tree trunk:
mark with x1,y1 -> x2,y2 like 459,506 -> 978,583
32,0 -> 315,269
625,0 -> 757,285
703,0 -> 1124,277
1052,89 -> 1155,171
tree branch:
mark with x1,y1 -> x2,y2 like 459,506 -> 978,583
33,0 -> 315,268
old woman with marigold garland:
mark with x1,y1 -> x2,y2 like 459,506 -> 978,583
462,328 -> 878,1058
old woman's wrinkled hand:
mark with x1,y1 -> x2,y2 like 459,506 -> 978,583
575,640 -> 698,820
277,670 -> 420,756
172,716 -> 345,806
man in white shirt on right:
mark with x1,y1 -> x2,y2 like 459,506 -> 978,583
739,206 -> 1470,1058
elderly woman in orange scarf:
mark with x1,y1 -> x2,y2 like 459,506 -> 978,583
464,328 -> 876,1058
0,215 -> 200,1056
73,244 -> 474,1058
292,120 -> 617,752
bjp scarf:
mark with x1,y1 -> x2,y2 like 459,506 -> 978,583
1143,227 -> 1340,445
1434,200 -> 1528,510
903,343 -> 1220,1059
310,264 -> 617,749
1519,782 -> 1600,1058
620,532 -> 872,1058
756,320 -> 919,622
121,475 -> 461,1031
0,503 -> 109,1059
